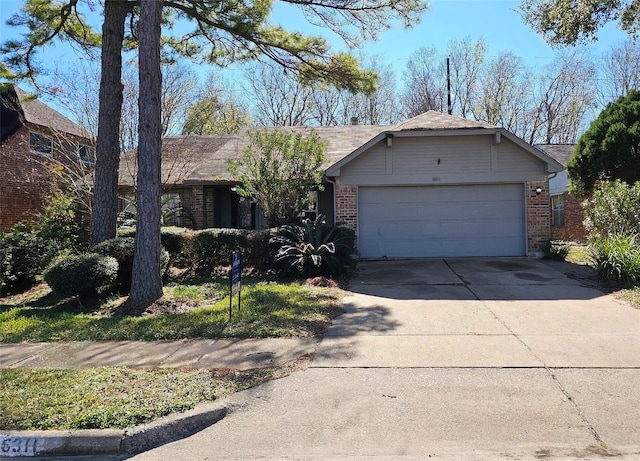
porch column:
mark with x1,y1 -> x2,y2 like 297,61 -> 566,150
192,185 -> 204,229
526,180 -> 551,254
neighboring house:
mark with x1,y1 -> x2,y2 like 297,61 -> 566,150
535,144 -> 587,242
1,85 -> 95,230
119,111 -> 563,258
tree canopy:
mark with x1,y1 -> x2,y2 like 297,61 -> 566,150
567,90 -> 640,198
519,0 -> 640,45
182,82 -> 251,135
227,130 -> 327,227
2,0 -> 428,93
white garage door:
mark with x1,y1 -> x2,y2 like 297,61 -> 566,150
358,184 -> 525,258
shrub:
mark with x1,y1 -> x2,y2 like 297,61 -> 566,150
0,225 -> 62,294
541,240 -> 570,261
583,180 -> 640,239
44,254 -> 118,297
244,229 -> 277,270
92,237 -> 169,292
160,227 -> 190,256
188,229 -> 250,268
35,192 -> 90,253
270,215 -> 356,278
117,227 -> 192,264
592,234 -> 640,286
0,192 -> 90,295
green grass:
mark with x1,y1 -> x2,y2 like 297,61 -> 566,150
0,367 -> 282,430
566,242 -> 593,265
0,276 -> 342,431
616,287 -> 640,309
0,278 -> 344,342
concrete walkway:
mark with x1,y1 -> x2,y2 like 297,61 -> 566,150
3,258 -> 640,460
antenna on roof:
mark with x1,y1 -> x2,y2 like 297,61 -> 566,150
447,57 -> 452,115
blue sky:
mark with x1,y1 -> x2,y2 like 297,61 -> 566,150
0,0 -> 631,91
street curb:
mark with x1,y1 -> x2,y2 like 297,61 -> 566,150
0,402 -> 228,459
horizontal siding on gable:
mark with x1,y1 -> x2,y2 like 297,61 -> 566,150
339,141 -> 386,180
340,135 -> 491,184
392,135 -> 491,176
497,142 -> 544,174
337,134 -> 549,186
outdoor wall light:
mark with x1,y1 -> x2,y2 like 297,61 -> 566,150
386,133 -> 394,148
535,187 -> 543,195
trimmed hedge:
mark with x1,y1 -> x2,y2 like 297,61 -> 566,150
119,227 -> 187,258
116,226 -> 280,272
188,229 -> 249,268
44,254 -> 118,297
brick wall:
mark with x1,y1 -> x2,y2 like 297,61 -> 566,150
1,125 -> 94,231
334,180 -> 357,232
551,192 -> 587,241
526,180 -> 551,254
1,127 -> 54,230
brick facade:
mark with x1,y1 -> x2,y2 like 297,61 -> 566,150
1,126 -> 58,230
334,180 -> 358,232
526,180 -> 552,254
551,191 -> 587,241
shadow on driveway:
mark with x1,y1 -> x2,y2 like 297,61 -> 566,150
346,257 -> 607,301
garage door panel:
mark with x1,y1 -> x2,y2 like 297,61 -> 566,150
359,184 -> 525,258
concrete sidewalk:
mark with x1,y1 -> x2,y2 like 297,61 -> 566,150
0,337 -> 320,370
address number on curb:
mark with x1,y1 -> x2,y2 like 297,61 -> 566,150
1,436 -> 39,456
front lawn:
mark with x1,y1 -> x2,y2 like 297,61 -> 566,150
0,367 -> 283,430
0,277 -> 344,343
0,276 -> 344,431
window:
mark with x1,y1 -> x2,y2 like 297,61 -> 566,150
29,132 -> 52,156
552,194 -> 565,227
303,190 -> 318,221
161,192 -> 183,227
78,144 -> 96,164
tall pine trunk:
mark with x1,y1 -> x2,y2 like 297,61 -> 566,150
126,0 -> 163,311
90,0 -> 128,245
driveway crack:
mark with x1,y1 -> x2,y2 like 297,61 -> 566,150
443,258 -> 608,448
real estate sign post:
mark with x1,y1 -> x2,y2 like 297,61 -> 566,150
229,250 -> 242,321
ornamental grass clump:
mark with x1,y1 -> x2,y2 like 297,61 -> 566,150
592,235 -> 640,287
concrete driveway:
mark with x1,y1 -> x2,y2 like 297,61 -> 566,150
130,258 -> 640,460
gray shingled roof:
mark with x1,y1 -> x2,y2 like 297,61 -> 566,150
395,110 -> 495,131
11,86 -> 89,139
118,111 -> 520,186
119,125 -> 391,186
535,144 -> 576,167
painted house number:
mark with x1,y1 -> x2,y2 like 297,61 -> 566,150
1,436 -> 39,456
